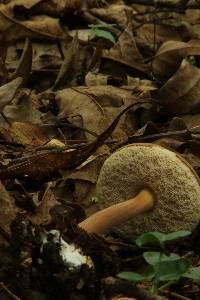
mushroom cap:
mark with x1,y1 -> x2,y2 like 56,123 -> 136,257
96,143 -> 200,240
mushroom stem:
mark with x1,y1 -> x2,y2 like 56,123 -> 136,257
79,189 -> 154,234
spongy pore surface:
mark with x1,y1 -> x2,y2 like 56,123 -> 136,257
96,144 -> 200,240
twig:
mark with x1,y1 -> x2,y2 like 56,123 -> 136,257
103,277 -> 167,300
160,290 -> 192,300
41,121 -> 99,138
0,282 -> 21,300
126,129 -> 200,143
126,0 -> 200,9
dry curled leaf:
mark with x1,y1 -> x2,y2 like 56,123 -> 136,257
52,35 -> 81,90
0,2 -> 68,42
13,0 -> 82,17
0,103 -> 137,180
11,37 -> 32,85
0,76 -> 22,113
0,181 -> 18,237
103,22 -> 149,75
153,39 -> 200,77
155,59 -> 200,115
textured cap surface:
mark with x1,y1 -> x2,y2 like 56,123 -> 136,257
96,143 -> 200,240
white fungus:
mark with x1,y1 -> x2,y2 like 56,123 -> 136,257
40,229 -> 94,269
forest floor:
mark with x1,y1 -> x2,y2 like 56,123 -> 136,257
0,0 -> 200,299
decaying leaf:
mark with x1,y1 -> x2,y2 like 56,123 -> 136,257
153,39 -> 200,77
0,102 -> 140,180
0,181 -> 18,237
11,37 -> 32,85
9,121 -> 48,146
56,85 -> 141,141
154,59 -> 200,115
102,22 -> 149,75
52,35 -> 81,90
0,76 -> 22,113
3,89 -> 42,123
90,3 -> 132,29
0,2 -> 68,42
12,0 -> 82,17
135,23 -> 182,57
28,182 -> 60,225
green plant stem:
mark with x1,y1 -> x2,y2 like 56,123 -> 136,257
158,280 -> 177,291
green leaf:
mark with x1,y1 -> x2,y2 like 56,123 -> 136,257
143,252 -> 180,266
118,272 -> 145,282
89,29 -> 116,43
164,231 -> 191,242
153,258 -> 191,282
145,265 -> 156,279
136,232 -> 167,247
136,231 -> 191,247
183,266 -> 200,280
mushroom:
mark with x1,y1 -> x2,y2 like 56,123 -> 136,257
79,143 -> 200,240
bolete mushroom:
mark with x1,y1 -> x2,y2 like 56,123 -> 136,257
79,143 -> 200,240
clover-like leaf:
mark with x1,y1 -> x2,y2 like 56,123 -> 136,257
183,266 -> 200,280
143,252 -> 180,266
118,272 -> 146,282
89,28 -> 116,43
136,231 -> 191,247
153,258 -> 191,282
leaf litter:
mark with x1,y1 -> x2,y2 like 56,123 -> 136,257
0,1 -> 199,299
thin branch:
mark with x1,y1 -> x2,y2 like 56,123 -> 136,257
0,282 -> 21,300
160,290 -> 192,300
126,0 -> 200,9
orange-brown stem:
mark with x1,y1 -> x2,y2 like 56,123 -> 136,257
79,189 -> 154,235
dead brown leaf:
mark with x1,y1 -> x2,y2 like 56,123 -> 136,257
103,22 -> 149,75
0,181 -> 18,236
56,85 -> 142,141
3,89 -> 43,123
0,76 -> 22,113
11,37 -> 32,85
28,182 -> 60,225
9,122 -> 48,146
154,59 -> 200,115
90,3 -> 132,29
153,39 -> 200,77
12,0 -> 82,17
52,35 -> 82,90
135,23 -> 182,58
0,2 -> 68,42
0,103 -> 138,180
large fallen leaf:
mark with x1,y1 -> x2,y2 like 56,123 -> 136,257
153,39 -> 200,77
9,122 -> 48,146
3,89 -> 43,123
28,182 -> 60,225
102,22 -> 149,74
135,23 -> 182,58
12,0 -> 82,17
11,37 -> 32,85
91,4 -> 132,28
0,77 -> 22,113
52,35 -> 81,90
0,181 -> 18,237
0,102 -> 141,180
64,153 -> 108,206
56,85 -> 141,141
154,59 -> 200,115
0,2 -> 68,41
6,41 -> 62,72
